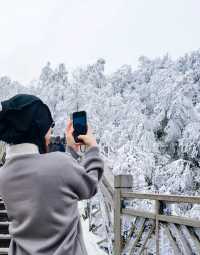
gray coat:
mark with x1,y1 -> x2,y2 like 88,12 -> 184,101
0,145 -> 104,255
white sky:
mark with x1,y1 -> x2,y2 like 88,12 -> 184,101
0,0 -> 200,84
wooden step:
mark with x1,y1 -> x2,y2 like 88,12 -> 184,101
0,222 -> 9,234
0,234 -> 10,248
0,211 -> 8,222
0,248 -> 9,255
0,234 -> 11,239
0,201 -> 5,210
0,198 -> 10,252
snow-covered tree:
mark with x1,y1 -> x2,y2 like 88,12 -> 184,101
1,49 -> 200,207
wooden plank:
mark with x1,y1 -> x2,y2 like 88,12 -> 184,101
122,217 -> 138,252
158,215 -> 200,228
100,182 -> 114,208
99,184 -> 113,229
169,223 -> 192,255
102,165 -> 114,193
161,224 -> 181,255
101,175 -> 114,198
99,192 -> 113,255
138,223 -> 155,255
124,217 -> 138,250
121,192 -> 200,204
189,227 -> 200,253
180,225 -> 200,254
115,175 -> 133,188
0,248 -> 9,255
114,187 -> 121,255
122,208 -> 156,219
122,210 -> 200,228
128,218 -> 146,255
155,201 -> 160,255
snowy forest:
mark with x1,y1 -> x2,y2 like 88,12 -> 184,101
1,50 -> 200,220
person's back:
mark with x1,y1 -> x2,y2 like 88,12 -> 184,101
0,145 -> 103,255
0,94 -> 104,255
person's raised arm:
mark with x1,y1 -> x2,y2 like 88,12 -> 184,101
65,119 -> 104,200
68,145 -> 104,200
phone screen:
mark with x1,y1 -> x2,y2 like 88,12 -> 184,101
72,111 -> 87,142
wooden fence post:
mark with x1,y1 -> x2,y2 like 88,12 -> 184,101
155,200 -> 160,255
114,175 -> 133,255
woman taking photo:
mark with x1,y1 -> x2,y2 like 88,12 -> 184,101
0,94 -> 104,255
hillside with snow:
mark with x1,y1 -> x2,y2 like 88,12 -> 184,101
1,50 -> 200,219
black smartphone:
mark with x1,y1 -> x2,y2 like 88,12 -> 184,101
72,111 -> 87,143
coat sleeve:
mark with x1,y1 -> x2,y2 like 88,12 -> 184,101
68,146 -> 104,201
66,145 -> 80,160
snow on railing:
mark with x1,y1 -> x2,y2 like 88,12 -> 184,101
89,173 -> 200,255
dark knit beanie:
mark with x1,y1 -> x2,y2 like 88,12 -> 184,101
0,94 -> 54,154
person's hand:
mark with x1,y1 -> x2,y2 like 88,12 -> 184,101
65,119 -> 81,152
77,125 -> 97,148
65,118 -> 97,150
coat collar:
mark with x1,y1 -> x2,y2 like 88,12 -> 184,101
6,143 -> 39,160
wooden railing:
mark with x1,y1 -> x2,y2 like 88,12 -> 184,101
114,175 -> 200,255
91,173 -> 200,255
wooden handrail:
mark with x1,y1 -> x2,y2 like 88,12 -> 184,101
121,191 -> 200,204
122,208 -> 200,228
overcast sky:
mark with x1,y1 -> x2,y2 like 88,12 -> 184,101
0,0 -> 200,84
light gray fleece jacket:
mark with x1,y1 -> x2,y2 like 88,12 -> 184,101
0,144 -> 104,255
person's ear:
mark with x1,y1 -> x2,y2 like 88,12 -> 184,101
45,128 -> 52,146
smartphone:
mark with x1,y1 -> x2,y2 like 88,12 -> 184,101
72,111 -> 87,143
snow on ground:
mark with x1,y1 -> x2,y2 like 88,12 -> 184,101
78,202 -> 106,255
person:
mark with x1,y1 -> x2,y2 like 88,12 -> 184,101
0,94 -> 104,255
